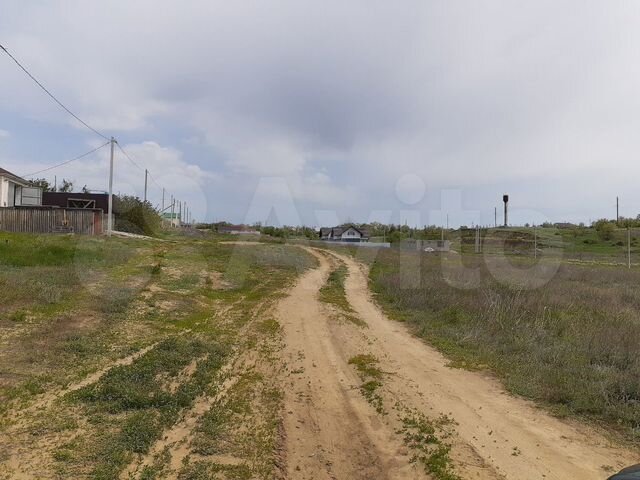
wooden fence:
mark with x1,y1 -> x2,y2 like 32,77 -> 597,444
0,207 -> 104,235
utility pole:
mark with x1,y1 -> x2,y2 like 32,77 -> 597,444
107,137 -> 115,236
617,197 -> 620,226
534,226 -> 537,259
161,188 -> 165,228
54,175 -> 57,192
144,169 -> 148,203
494,207 -> 497,228
503,195 -> 509,227
171,197 -> 175,228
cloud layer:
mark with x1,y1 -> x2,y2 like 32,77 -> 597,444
1,1 -> 640,225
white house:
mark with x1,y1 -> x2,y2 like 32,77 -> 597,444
319,225 -> 369,242
0,168 -> 42,207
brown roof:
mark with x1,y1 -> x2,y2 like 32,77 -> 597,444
0,168 -> 28,185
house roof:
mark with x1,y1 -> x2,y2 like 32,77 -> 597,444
0,168 -> 28,186
320,224 -> 370,238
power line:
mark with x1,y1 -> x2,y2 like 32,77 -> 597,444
21,141 -> 111,178
115,142 -> 145,171
0,43 -> 109,141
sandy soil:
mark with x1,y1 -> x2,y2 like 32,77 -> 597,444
277,247 -> 638,480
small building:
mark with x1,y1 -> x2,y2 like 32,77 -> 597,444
217,224 -> 261,235
319,225 -> 369,243
42,191 -> 109,211
161,212 -> 181,227
0,168 -> 42,207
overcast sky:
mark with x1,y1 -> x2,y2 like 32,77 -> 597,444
1,1 -> 640,227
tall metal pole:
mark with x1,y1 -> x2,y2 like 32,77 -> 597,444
617,197 -> 620,226
144,169 -> 148,203
171,197 -> 175,228
107,137 -> 115,236
534,226 -> 537,259
494,207 -> 497,228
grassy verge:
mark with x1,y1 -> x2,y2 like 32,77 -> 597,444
0,234 -> 314,479
369,247 -> 640,442
71,338 -> 227,479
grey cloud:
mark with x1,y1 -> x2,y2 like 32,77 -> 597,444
1,1 -> 640,224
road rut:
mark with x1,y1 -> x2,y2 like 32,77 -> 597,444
278,247 -> 638,479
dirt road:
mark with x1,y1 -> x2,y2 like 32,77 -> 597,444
278,247 -> 637,480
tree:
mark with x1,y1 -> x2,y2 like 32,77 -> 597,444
59,179 -> 73,193
593,219 -> 616,241
113,195 -> 161,236
29,178 -> 54,192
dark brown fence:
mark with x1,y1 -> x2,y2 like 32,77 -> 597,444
0,207 -> 104,235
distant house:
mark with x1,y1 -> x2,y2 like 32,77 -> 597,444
0,168 -> 42,207
217,224 -> 261,235
42,191 -> 108,211
319,225 -> 369,243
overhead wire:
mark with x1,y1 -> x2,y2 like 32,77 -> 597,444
21,141 -> 111,177
1,43 -> 184,217
0,43 -> 109,141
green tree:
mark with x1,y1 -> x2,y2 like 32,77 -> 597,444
59,179 -> 74,193
113,195 -> 161,236
29,178 -> 54,192
593,219 -> 616,241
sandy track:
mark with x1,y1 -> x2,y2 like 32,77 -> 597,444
278,249 -> 424,480
322,249 -> 638,480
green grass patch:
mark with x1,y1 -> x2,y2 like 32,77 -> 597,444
348,354 -> 385,414
319,264 -> 366,327
398,409 -> 461,480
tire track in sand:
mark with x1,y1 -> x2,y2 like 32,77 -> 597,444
278,248 -> 425,480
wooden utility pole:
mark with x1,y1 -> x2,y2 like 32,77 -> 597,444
107,137 -> 115,236
161,188 -> 165,228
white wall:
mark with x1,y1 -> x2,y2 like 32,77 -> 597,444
0,178 -> 7,207
340,228 -> 362,239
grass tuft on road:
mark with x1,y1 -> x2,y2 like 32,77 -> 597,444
319,264 -> 366,327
